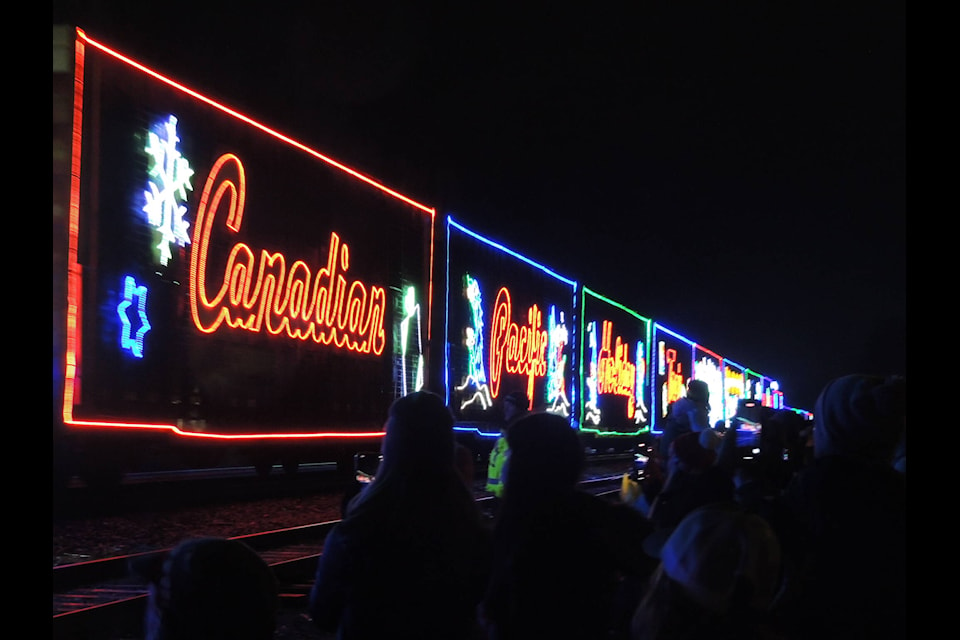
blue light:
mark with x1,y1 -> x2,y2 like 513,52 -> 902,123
117,275 -> 151,358
453,425 -> 501,438
447,217 -> 577,286
654,322 -> 696,346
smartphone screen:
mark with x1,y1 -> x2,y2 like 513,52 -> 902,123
736,421 -> 761,448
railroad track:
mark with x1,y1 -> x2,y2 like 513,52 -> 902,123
53,520 -> 339,640
52,473 -> 626,639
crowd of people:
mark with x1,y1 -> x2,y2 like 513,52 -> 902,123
129,373 -> 905,640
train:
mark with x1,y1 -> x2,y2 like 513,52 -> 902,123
52,26 -> 810,488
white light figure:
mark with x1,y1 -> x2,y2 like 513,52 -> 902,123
724,367 -> 745,430
546,306 -> 571,416
400,286 -> 424,396
143,115 -> 194,266
696,356 -> 725,427
455,274 -> 492,410
584,321 -> 601,425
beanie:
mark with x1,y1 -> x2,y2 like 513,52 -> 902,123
812,374 -> 906,463
660,504 -> 782,614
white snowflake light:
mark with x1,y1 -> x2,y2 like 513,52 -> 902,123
143,115 -> 194,265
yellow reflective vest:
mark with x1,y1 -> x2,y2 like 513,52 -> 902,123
485,435 -> 509,497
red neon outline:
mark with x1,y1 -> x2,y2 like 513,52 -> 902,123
76,30 -> 434,343
63,419 -> 385,440
74,32 -> 433,214
694,343 -> 723,361
63,33 -> 85,425
63,28 -> 458,440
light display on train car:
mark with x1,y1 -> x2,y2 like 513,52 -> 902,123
762,377 -> 785,409
786,406 -> 813,421
651,323 -> 695,433
60,31 -> 434,438
693,343 -> 725,428
744,369 -> 765,403
117,275 -> 151,359
722,359 -> 747,428
740,369 -> 784,410
445,218 -> 576,431
579,287 -> 651,435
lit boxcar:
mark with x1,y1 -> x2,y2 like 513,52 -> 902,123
578,287 -> 653,452
692,343 -> 726,429
53,28 -> 435,485
721,358 -> 748,429
650,323 -> 696,435
443,217 -> 577,454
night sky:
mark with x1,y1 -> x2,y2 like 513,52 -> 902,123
54,2 -> 906,411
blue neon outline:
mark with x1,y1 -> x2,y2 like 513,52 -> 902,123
723,357 -> 746,372
447,217 -> 577,286
453,425 -> 501,438
654,322 -> 696,346
444,216 -> 578,429
117,275 -> 151,358
651,323 -> 697,434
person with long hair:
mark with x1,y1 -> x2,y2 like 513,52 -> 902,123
308,391 -> 492,639
481,412 -> 657,640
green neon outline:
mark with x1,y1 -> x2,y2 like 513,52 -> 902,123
578,286 -> 652,437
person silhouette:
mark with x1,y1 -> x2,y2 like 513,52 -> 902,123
308,391 -> 492,639
774,374 -> 906,640
481,412 -> 657,640
130,536 -> 278,640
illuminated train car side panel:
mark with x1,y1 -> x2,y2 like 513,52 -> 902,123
57,30 -> 435,446
578,287 -> 652,437
744,369 -> 765,403
721,359 -> 748,429
693,343 -> 725,429
761,375 -> 785,409
650,323 -> 695,434
444,218 -> 577,439
741,368 -> 785,411
786,406 -> 813,421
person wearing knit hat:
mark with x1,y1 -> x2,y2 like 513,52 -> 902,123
642,432 -> 733,560
658,379 -> 711,461
630,503 -> 784,640
685,379 -> 710,405
482,413 -> 658,640
775,374 -> 906,640
811,374 -> 906,464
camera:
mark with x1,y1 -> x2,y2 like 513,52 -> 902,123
354,451 -> 382,483
734,399 -> 762,450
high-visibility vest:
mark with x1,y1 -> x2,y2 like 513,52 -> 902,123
620,472 -> 641,503
485,435 -> 509,497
